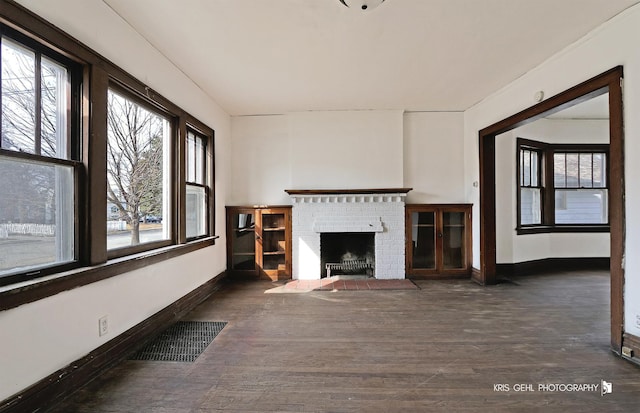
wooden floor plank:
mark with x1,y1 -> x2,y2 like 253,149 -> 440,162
49,271 -> 640,412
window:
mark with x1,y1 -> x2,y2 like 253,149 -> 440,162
518,145 -> 543,225
516,138 -> 609,233
185,129 -> 209,239
0,30 -> 80,280
553,151 -> 608,224
106,87 -> 172,253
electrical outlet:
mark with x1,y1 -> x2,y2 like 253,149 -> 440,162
98,315 -> 108,337
636,314 -> 640,329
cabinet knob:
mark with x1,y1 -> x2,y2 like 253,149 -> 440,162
437,232 -> 443,238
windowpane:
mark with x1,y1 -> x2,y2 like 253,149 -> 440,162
41,56 -> 68,158
187,130 -> 205,185
593,153 -> 606,188
555,189 -> 608,224
106,89 -> 171,250
565,153 -> 579,187
520,188 -> 541,225
519,150 -> 524,186
195,135 -> 204,184
2,37 -> 36,154
187,132 -> 196,183
554,153 -> 566,188
531,151 -> 538,186
0,155 -> 74,277
579,153 -> 592,187
522,149 -> 531,186
186,185 -> 206,239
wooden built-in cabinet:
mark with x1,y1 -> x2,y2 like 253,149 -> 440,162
226,206 -> 292,281
405,204 -> 472,278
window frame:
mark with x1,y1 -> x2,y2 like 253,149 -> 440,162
184,126 -> 212,241
516,139 -> 545,227
516,138 -> 610,234
105,82 -> 177,260
0,4 -> 217,295
0,25 -> 84,285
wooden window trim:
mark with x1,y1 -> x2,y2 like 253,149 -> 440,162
516,138 -> 610,234
0,2 -> 217,296
0,237 -> 217,309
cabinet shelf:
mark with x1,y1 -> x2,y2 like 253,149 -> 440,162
263,251 -> 285,256
227,206 -> 291,281
233,227 -> 255,232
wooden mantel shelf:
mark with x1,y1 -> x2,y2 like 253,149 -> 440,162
285,188 -> 412,195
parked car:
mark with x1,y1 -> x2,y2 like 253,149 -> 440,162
139,215 -> 162,223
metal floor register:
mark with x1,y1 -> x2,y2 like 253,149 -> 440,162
129,321 -> 227,362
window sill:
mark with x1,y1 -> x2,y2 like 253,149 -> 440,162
516,225 -> 610,235
0,236 -> 219,311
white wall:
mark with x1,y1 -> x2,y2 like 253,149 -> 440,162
230,115 -> 290,205
495,119 -> 610,263
464,4 -> 640,336
230,110 -> 466,205
403,112 -> 466,203
289,110 -> 404,189
2,0 -> 231,401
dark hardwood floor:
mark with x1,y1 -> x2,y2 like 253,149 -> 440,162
49,270 -> 640,412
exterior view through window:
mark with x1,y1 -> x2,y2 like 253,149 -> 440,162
554,151 -> 608,224
0,35 -> 76,277
106,88 -> 171,251
186,129 -> 208,239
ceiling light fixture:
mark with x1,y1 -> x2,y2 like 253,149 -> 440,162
338,0 -> 385,11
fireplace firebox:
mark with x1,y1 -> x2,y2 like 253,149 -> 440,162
320,232 -> 375,278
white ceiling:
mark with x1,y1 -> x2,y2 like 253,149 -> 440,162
546,93 -> 610,120
30,0 -> 640,116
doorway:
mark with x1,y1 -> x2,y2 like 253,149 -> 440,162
477,67 -> 624,353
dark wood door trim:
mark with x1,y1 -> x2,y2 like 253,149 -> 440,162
477,66 -> 625,353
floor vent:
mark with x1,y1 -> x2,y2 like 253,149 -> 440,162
129,321 -> 226,362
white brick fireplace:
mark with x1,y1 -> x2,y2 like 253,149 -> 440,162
286,189 -> 411,280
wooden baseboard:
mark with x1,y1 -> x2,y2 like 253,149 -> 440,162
471,267 -> 482,284
0,271 -> 227,413
622,333 -> 640,366
408,273 -> 470,280
496,257 -> 610,277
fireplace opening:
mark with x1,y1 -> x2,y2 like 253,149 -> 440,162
320,233 -> 375,278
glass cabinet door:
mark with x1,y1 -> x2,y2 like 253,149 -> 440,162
442,211 -> 466,269
410,211 -> 436,270
259,211 -> 287,272
230,212 -> 256,271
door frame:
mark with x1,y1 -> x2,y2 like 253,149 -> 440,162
477,67 -> 625,353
